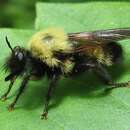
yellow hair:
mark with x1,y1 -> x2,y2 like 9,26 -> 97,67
93,47 -> 112,66
28,28 -> 73,68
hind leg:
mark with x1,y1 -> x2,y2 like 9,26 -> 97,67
93,63 -> 130,89
75,61 -> 130,89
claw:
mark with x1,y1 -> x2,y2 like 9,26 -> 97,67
127,81 -> 130,88
8,103 -> 15,112
40,112 -> 48,120
0,95 -> 7,102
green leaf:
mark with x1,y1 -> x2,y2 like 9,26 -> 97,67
1,2 -> 130,130
35,2 -> 130,32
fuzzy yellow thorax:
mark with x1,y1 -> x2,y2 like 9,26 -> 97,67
28,28 -> 72,68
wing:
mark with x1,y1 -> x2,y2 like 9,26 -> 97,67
68,27 -> 130,42
74,43 -> 102,54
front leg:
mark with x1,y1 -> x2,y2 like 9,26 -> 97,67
1,77 -> 16,101
41,75 -> 59,120
8,74 -> 30,111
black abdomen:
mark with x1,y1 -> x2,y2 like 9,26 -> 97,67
105,42 -> 123,63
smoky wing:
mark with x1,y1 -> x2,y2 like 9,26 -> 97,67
68,28 -> 130,42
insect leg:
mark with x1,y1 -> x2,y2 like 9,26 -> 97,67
41,75 -> 59,120
0,77 -> 16,101
94,63 -> 130,89
8,74 -> 30,111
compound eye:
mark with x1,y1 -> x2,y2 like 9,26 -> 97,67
15,52 -> 24,61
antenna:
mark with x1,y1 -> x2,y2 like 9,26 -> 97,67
5,36 -> 13,52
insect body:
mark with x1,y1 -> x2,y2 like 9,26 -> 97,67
1,27 -> 130,119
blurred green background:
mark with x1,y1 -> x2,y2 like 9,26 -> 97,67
0,0 -> 86,29
0,0 -> 130,29
0,0 -> 37,28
